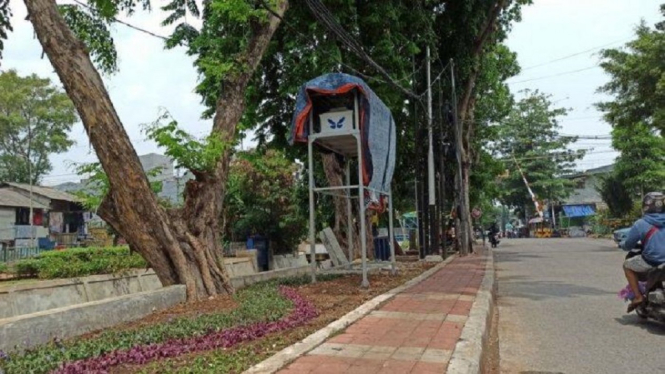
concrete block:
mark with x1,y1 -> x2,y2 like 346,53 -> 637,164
139,273 -> 163,291
85,276 -> 142,302
318,259 -> 333,270
0,285 -> 186,353
11,283 -> 89,317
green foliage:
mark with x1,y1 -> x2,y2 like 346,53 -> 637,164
0,281 -> 292,373
597,6 -> 665,136
0,0 -> 12,62
494,90 -> 584,211
597,172 -> 634,218
0,70 -> 77,184
13,259 -> 40,278
611,123 -> 665,195
224,149 -> 306,252
58,5 -> 118,74
0,261 -> 8,273
13,247 -> 147,279
596,9 -> 665,197
143,111 -> 229,174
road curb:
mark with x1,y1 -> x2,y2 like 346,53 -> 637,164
447,249 -> 496,374
243,255 -> 457,374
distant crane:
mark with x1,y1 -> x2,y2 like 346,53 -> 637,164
512,154 -> 544,219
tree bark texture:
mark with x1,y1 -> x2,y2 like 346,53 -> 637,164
24,0 -> 288,300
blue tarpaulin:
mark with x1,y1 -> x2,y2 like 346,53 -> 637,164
289,73 -> 396,210
562,205 -> 596,218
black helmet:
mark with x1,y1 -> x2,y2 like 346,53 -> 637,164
643,192 -> 664,214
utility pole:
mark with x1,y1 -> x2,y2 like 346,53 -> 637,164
426,46 -> 439,256
27,124 -> 35,251
413,55 -> 427,258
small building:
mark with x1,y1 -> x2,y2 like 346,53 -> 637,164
0,182 -> 87,248
0,188 -> 49,246
553,164 -> 614,233
561,164 -> 613,211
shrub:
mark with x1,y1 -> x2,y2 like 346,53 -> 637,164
14,259 -> 40,278
0,262 -> 7,273
13,247 -> 147,279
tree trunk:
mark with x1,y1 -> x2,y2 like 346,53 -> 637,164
455,0 -> 510,256
24,0 -> 288,301
322,153 -> 352,258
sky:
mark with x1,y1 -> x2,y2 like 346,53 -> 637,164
1,0 -> 663,186
505,0 -> 663,170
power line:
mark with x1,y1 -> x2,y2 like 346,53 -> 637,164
301,0 -> 420,100
557,133 -> 612,140
501,149 -> 617,162
506,65 -> 599,85
521,37 -> 631,71
257,0 -> 392,88
559,115 -> 603,122
71,0 -> 169,40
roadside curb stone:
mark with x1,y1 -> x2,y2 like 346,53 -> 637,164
446,248 -> 495,374
242,255 -> 457,374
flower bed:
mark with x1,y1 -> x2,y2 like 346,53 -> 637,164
54,287 -> 317,374
0,281 -> 298,374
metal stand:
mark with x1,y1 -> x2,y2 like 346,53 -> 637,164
306,93 -> 396,287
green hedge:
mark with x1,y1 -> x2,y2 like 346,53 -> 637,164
0,262 -> 7,273
13,246 -> 147,279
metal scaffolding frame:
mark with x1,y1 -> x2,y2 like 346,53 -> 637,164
307,92 -> 396,288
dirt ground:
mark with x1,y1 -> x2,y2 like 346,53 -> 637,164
485,303 -> 500,374
109,261 -> 436,373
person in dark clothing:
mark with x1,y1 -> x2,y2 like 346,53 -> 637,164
488,222 -> 499,248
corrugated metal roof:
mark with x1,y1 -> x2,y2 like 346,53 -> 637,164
0,189 -> 49,209
1,182 -> 79,203
562,204 -> 596,218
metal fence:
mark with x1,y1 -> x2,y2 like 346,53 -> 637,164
0,247 -> 51,263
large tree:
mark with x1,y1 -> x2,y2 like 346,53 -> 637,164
495,90 -> 584,216
597,7 -> 665,197
188,0 -> 530,256
0,70 -> 77,184
1,0 -> 288,300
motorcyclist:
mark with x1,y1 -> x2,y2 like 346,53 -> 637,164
488,222 -> 499,247
622,192 -> 665,312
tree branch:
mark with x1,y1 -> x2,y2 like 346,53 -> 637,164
458,0 -> 511,122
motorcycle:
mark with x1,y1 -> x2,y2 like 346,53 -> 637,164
625,244 -> 665,322
489,233 -> 500,248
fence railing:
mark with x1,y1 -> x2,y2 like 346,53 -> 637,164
0,247 -> 51,263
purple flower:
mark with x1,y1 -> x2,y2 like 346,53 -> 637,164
52,286 -> 317,374
618,282 -> 647,302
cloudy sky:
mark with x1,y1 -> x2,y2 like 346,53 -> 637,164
2,0 -> 663,186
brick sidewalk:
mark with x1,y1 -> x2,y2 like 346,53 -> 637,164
277,253 -> 487,374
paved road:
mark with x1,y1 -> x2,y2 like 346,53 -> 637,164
496,238 -> 665,374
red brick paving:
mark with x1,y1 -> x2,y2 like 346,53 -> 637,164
277,253 -> 487,373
